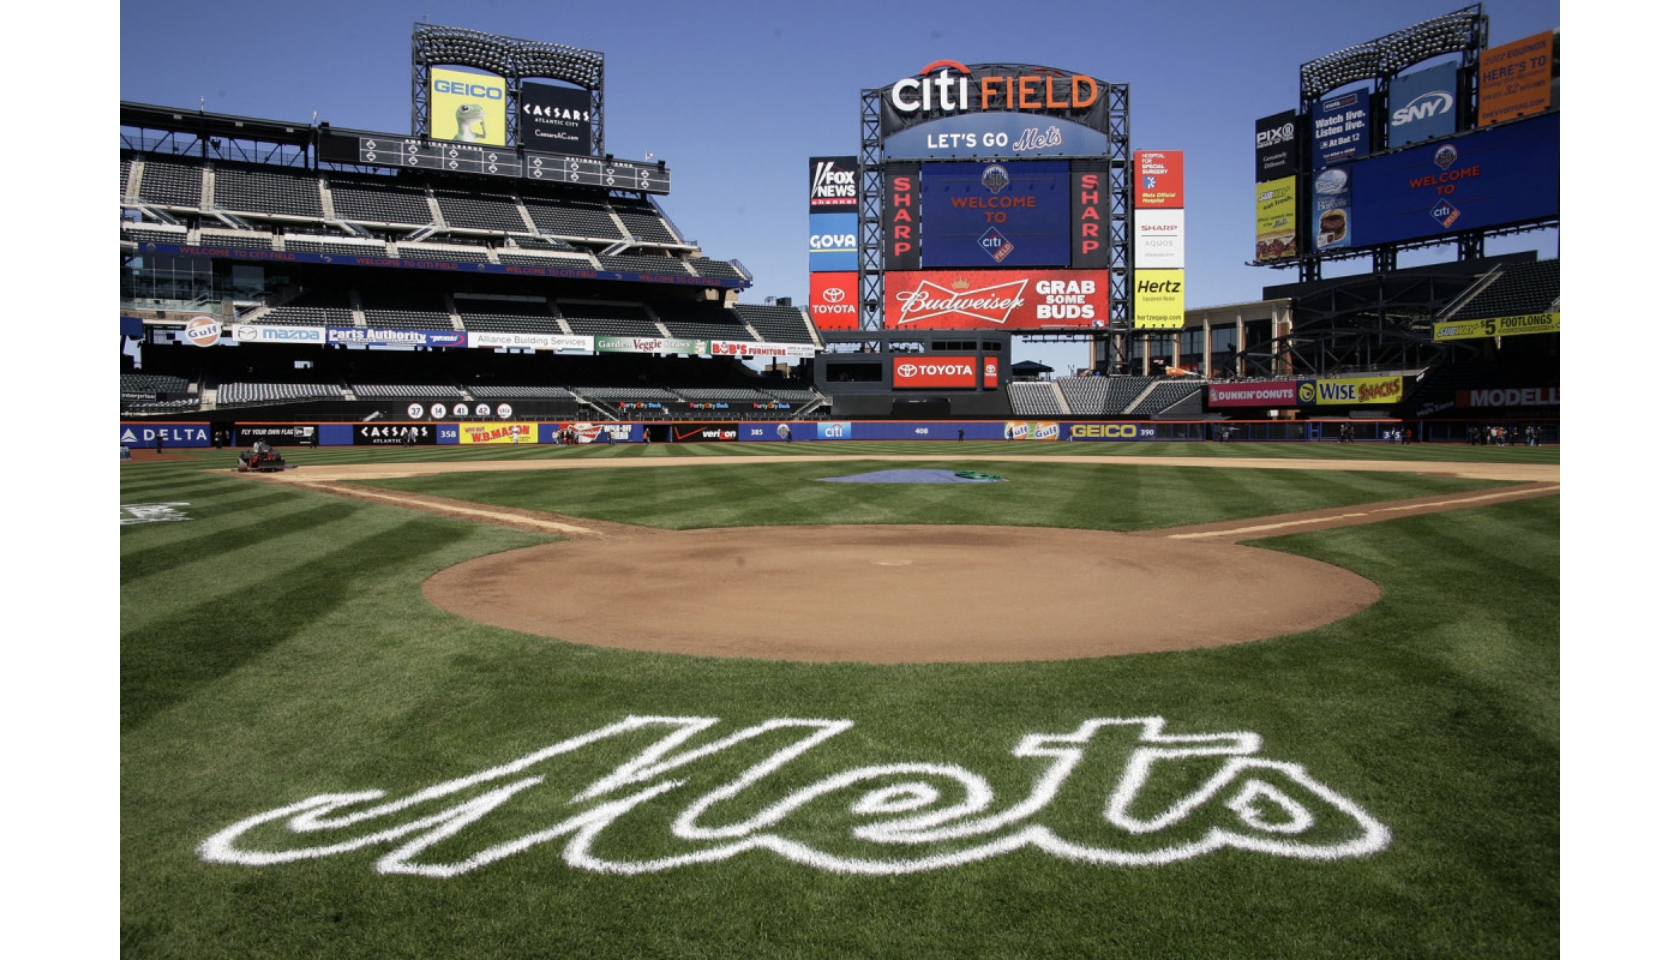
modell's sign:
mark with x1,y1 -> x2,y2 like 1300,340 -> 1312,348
893,356 -> 979,389
884,269 -> 1108,329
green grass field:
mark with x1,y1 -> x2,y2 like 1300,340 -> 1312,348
121,442 -> 1558,958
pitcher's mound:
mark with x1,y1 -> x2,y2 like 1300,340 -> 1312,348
424,525 -> 1379,663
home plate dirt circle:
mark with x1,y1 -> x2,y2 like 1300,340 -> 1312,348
424,525 -> 1380,663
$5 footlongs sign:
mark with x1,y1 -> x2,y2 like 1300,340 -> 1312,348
201,714 -> 1389,877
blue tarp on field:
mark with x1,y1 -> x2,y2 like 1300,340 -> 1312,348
819,469 -> 1003,484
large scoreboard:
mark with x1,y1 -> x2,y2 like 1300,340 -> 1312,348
851,61 -> 1126,332
320,130 -> 671,193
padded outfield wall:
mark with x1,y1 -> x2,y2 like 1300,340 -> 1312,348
121,418 -> 1556,449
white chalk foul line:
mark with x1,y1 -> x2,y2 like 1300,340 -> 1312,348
300,484 -> 603,537
1165,485 -> 1559,540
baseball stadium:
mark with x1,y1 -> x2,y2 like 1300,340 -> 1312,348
119,8 -> 1561,958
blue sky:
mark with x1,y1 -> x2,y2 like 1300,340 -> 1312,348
120,0 -> 1561,371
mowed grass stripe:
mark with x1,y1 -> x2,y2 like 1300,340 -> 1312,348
364,459 -> 1509,533
119,451 -> 1558,959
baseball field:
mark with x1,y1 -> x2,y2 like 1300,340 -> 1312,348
120,440 -> 1559,958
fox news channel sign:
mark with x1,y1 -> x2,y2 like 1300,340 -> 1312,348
809,157 -> 859,213
879,61 -> 1111,160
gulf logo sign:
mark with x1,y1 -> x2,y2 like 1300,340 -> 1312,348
893,356 -> 978,389
184,316 -> 222,347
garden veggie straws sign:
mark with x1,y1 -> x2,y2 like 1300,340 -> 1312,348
202,713 -> 1389,877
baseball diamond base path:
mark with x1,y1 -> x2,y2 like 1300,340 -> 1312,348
251,455 -> 1560,663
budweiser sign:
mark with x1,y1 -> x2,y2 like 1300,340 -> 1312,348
885,270 -> 1108,330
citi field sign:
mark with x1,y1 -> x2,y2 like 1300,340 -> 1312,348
880,61 -> 1111,159
887,61 -> 1103,120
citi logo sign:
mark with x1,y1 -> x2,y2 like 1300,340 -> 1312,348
1391,91 -> 1453,126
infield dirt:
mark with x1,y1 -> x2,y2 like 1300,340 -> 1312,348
252,455 -> 1559,663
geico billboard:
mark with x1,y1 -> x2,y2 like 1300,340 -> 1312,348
893,356 -> 979,389
1064,422 -> 1158,441
884,269 -> 1108,329
429,67 -> 507,146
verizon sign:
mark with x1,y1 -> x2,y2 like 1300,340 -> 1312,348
884,269 -> 1108,329
893,356 -> 979,389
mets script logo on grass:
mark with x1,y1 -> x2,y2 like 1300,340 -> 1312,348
121,503 -> 192,524
200,714 -> 1389,878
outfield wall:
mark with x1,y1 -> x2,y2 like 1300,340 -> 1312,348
121,418 -> 1559,448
